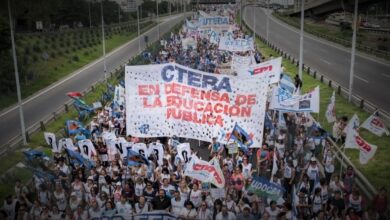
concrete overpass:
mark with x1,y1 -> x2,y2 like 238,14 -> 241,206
289,0 -> 382,17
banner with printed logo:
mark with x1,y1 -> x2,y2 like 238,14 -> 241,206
361,112 -> 389,137
218,37 -> 254,52
125,63 -> 268,147
247,176 -> 285,201
269,86 -> 320,113
237,57 -> 282,84
198,16 -> 230,29
184,156 -> 225,188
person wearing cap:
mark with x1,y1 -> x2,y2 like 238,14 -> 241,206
304,157 -> 321,193
215,204 -> 236,220
170,190 -> 184,217
237,204 -> 256,220
179,201 -> 197,220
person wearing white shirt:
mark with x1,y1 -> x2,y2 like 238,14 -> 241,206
88,199 -> 102,219
189,183 -> 202,208
197,202 -> 213,220
171,191 -> 185,217
135,196 -> 151,214
215,205 -> 236,220
265,200 -> 281,220
115,195 -> 133,215
179,201 -> 198,220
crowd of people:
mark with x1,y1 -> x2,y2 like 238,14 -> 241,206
1,4 -> 388,220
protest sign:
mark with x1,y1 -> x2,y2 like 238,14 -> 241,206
77,139 -> 97,160
247,176 -> 285,201
58,138 -> 77,152
148,142 -> 164,166
44,132 -> 59,153
184,156 -> 225,188
227,143 -> 238,154
269,86 -> 320,113
176,143 -> 191,163
356,135 -> 377,164
114,85 -> 125,106
125,63 -> 268,147
237,57 -> 282,85
210,188 -> 225,200
361,112 -> 389,137
231,54 -> 252,72
218,37 -> 254,52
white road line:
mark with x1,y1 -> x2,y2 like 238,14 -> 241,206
0,14 -> 186,118
382,73 -> 390,79
355,75 -> 369,83
320,58 -> 331,65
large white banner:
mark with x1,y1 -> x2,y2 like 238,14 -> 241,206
218,37 -> 254,52
125,63 -> 268,147
198,16 -> 230,29
269,86 -> 320,113
237,57 -> 282,84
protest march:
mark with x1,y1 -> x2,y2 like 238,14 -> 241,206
1,3 -> 389,220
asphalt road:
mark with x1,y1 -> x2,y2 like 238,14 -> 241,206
0,13 -> 190,148
244,7 -> 390,113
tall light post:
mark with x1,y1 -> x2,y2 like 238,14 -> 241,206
156,0 -> 160,40
266,0 -> 270,41
137,4 -> 141,53
253,6 -> 256,38
298,0 -> 305,80
100,0 -> 107,79
348,0 -> 359,102
8,0 -> 27,144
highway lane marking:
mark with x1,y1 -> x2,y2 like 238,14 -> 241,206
0,14 -> 187,118
382,73 -> 390,79
355,75 -> 369,83
265,9 -> 390,67
320,58 -> 331,65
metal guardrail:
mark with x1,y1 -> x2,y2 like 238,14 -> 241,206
243,17 -> 388,205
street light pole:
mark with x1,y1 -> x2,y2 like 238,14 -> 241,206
266,0 -> 270,41
298,0 -> 305,80
137,4 -> 141,53
8,0 -> 27,145
348,0 -> 359,102
253,6 -> 256,38
157,0 -> 160,40
100,0 -> 107,79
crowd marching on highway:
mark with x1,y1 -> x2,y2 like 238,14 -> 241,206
1,3 -> 388,220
